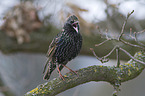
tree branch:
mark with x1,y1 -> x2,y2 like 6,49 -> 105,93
25,51 -> 145,96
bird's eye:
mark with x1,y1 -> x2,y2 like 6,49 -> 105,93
70,21 -> 74,24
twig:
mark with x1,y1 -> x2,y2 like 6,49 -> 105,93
136,29 -> 145,34
90,48 -> 102,61
120,39 -> 145,50
96,26 -> 103,38
118,10 -> 134,40
90,48 -> 109,63
119,47 -> 145,65
112,85 -> 120,96
116,47 -> 120,67
129,28 -> 145,47
96,26 -> 109,39
95,39 -> 110,47
129,28 -> 135,40
103,46 -> 118,59
91,46 -> 120,63
134,31 -> 145,47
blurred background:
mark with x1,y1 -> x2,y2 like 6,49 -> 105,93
0,0 -> 145,96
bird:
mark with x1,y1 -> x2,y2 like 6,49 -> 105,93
43,15 -> 82,80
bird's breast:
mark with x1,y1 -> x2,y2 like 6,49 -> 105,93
54,33 -> 82,64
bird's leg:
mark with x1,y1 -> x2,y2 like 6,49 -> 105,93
56,64 -> 65,81
61,64 -> 78,76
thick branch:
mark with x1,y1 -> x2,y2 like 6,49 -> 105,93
25,51 -> 145,96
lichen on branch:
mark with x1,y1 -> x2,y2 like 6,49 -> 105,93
25,51 -> 145,96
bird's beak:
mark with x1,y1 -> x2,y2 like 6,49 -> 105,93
72,21 -> 79,33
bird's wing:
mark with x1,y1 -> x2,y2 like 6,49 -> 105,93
46,32 -> 65,57
46,39 -> 57,57
43,33 -> 63,73
43,39 -> 57,73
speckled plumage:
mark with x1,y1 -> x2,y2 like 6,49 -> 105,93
43,15 -> 82,80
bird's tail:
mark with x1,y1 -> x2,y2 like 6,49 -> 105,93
43,59 -> 56,80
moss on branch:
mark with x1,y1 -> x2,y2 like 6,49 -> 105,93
25,51 -> 145,96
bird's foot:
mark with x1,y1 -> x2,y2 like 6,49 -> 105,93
61,64 -> 78,76
59,73 -> 65,81
57,64 -> 65,81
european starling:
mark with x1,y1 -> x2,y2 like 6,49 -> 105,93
43,15 -> 82,80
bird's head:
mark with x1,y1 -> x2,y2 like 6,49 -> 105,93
65,15 -> 79,33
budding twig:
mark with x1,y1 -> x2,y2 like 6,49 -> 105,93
118,10 -> 134,40
119,47 -> 145,65
91,10 -> 145,66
